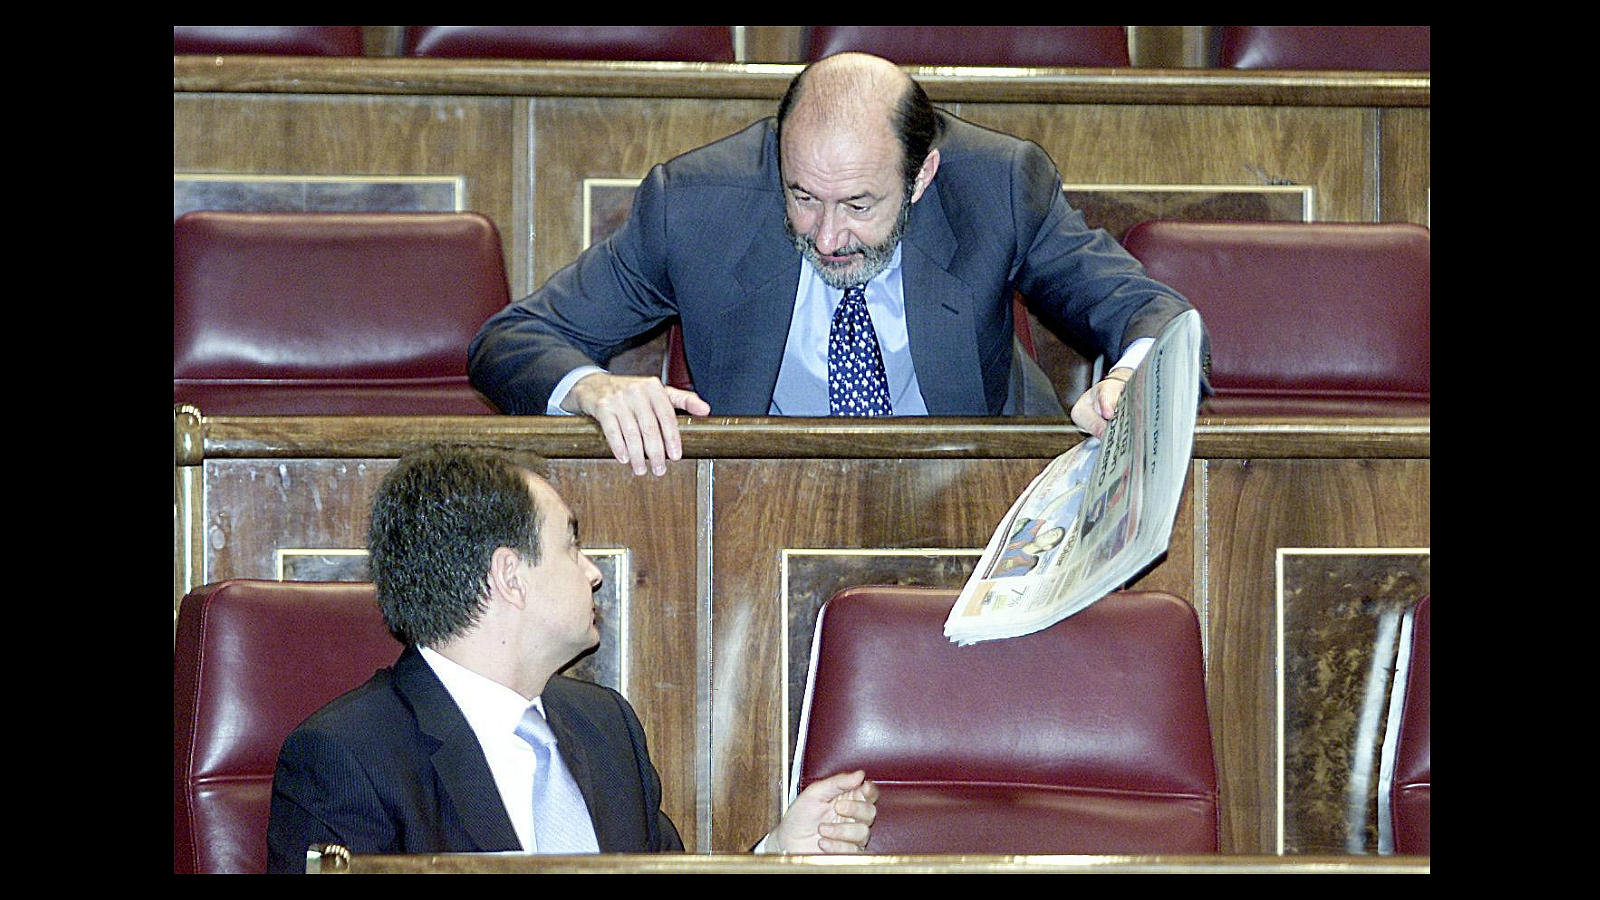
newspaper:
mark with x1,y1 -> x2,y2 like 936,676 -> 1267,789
944,309 -> 1204,644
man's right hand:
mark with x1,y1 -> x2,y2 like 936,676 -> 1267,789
563,373 -> 711,476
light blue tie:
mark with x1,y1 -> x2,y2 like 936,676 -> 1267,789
828,284 -> 894,416
515,704 -> 600,853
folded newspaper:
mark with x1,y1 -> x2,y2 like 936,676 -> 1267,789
944,309 -> 1204,644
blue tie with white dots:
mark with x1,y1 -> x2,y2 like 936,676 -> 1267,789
828,284 -> 894,416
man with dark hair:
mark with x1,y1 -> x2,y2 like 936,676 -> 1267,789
266,445 -> 877,871
469,52 -> 1204,476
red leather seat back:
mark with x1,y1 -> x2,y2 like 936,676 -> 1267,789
173,580 -> 402,874
803,25 -> 1130,67
1123,220 -> 1430,416
1390,595 -> 1430,854
174,26 -> 365,56
794,587 -> 1218,854
1219,26 -> 1430,71
173,211 -> 509,415
403,26 -> 734,61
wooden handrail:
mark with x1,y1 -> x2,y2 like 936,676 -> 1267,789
174,57 -> 1430,107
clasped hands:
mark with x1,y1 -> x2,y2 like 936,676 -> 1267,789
762,769 -> 879,854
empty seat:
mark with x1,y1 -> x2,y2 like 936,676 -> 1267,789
1122,220 -> 1430,416
174,26 -> 365,56
402,26 -> 734,62
174,579 -> 402,874
791,586 -> 1219,854
803,25 -> 1130,67
1218,26 -> 1430,71
174,211 -> 509,415
1380,595 -> 1430,855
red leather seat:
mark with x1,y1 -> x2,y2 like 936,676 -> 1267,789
173,580 -> 402,874
803,25 -> 1130,67
174,26 -> 365,56
792,586 -> 1218,854
1123,220 -> 1430,416
174,211 -> 509,415
1218,26 -> 1430,71
1382,595 -> 1430,855
402,26 -> 734,61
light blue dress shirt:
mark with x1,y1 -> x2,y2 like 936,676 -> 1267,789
769,245 -> 926,416
546,242 -> 1150,415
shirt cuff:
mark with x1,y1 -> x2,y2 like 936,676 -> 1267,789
752,832 -> 777,854
1109,337 -> 1154,374
546,365 -> 607,415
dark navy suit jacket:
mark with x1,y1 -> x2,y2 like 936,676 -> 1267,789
266,645 -> 681,872
468,110 -> 1203,417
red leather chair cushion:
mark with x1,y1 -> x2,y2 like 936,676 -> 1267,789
173,580 -> 402,874
804,25 -> 1130,67
173,211 -> 509,415
174,26 -> 365,56
1219,26 -> 1430,71
1123,220 -> 1430,416
1391,595 -> 1430,854
794,587 -> 1218,854
403,26 -> 734,61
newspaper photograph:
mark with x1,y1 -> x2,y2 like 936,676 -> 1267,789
945,309 -> 1203,644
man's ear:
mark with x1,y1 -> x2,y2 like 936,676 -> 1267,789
486,545 -> 529,609
910,148 -> 941,204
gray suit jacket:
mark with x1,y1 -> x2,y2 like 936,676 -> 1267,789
469,110 -> 1201,416
266,646 -> 681,872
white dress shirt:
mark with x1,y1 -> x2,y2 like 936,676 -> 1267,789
419,646 -> 547,852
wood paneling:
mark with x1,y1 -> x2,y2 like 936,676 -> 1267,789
1203,459 -> 1430,852
530,96 -> 772,289
955,104 -> 1378,222
173,93 -> 522,286
1381,107 -> 1432,226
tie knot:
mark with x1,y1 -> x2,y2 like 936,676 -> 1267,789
516,705 -> 557,750
843,284 -> 867,305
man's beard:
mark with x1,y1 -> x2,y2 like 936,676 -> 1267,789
787,185 -> 914,290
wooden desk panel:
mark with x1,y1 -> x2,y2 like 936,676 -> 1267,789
175,412 -> 1428,854
308,847 -> 1430,874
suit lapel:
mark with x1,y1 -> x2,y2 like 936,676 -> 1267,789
391,647 -> 522,853
716,223 -> 801,412
541,684 -> 621,852
901,182 -> 988,414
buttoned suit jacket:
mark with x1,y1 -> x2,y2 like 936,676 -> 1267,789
265,645 -> 681,873
468,110 -> 1202,416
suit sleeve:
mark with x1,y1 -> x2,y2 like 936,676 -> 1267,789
467,163 -> 681,414
1007,140 -> 1205,364
266,726 -> 399,873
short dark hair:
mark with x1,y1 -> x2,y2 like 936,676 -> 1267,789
776,65 -> 938,189
367,444 -> 549,646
